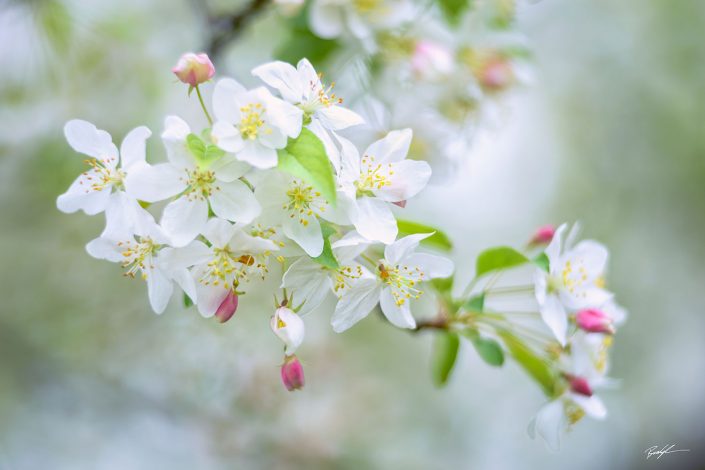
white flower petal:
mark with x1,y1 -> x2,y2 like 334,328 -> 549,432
373,159 -> 431,202
160,241 -> 212,270
209,180 -> 261,224
202,217 -> 240,248
308,119 -> 340,172
545,223 -> 567,271
56,171 -> 112,215
212,121 -> 244,153
85,237 -> 123,262
161,116 -> 194,169
123,162 -> 186,203
282,258 -> 332,313
103,191 -> 156,240
160,197 -> 208,247
120,126 -> 151,170
379,287 -> 416,328
540,294 -> 568,346
251,60 -> 304,103
384,233 -> 432,265
212,154 -> 250,182
308,2 -> 344,39
264,93 -> 303,138
363,128 -> 412,163
402,253 -> 454,279
532,400 -> 565,452
570,240 -> 609,276
236,140 -> 278,169
194,275 -> 229,318
213,78 -> 247,123
351,197 -> 397,244
331,278 -> 382,332
229,229 -> 279,253
316,105 -> 365,130
64,119 -> 118,161
146,266 -> 173,314
170,267 -> 198,304
572,394 -> 607,420
270,307 -> 305,355
283,214 -> 324,257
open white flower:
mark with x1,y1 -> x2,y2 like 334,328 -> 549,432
255,172 -> 348,256
534,223 -> 613,345
211,78 -> 303,169
252,58 -> 364,132
58,120 -> 154,237
332,233 -> 453,332
124,116 -> 260,247
282,231 -> 373,313
337,130 -> 431,243
270,306 -> 305,355
85,217 -> 196,314
171,218 -> 279,317
308,0 -> 415,43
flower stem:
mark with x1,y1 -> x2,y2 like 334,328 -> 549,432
195,85 -> 213,125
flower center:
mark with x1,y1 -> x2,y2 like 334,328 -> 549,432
560,259 -> 592,296
83,157 -> 125,192
118,237 -> 158,279
283,181 -> 326,226
333,265 -> 364,293
378,263 -> 425,306
200,246 -> 269,287
182,168 -> 217,200
356,155 -> 393,194
564,400 -> 586,425
353,0 -> 383,14
239,103 -> 267,140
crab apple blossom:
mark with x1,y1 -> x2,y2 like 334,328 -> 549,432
172,52 -> 215,87
332,233 -> 453,332
534,223 -> 613,345
252,58 -> 364,131
124,115 -> 260,246
271,306 -> 305,355
336,130 -> 431,243
211,78 -> 303,169
411,40 -> 454,80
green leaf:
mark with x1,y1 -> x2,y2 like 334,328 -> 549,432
39,0 -> 72,53
431,275 -> 454,294
533,252 -> 550,272
204,144 -> 225,161
464,293 -> 485,312
275,28 -> 340,66
498,330 -> 558,397
186,133 -> 205,159
278,128 -> 337,206
396,220 -> 453,251
475,246 -> 529,277
183,292 -> 193,308
312,221 -> 340,269
431,332 -> 460,387
463,331 -> 504,366
438,0 -> 472,26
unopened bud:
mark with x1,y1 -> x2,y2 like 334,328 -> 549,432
529,224 -> 555,245
568,375 -> 593,397
411,40 -> 454,80
172,52 -> 215,87
270,306 -> 305,355
575,308 -> 615,334
392,200 -> 407,208
215,290 -> 238,323
478,56 -> 514,92
281,355 -> 305,391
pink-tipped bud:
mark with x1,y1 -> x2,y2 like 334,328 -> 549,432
575,309 -> 615,334
568,375 -> 593,397
172,52 -> 215,87
281,355 -> 305,391
392,200 -> 407,208
411,40 -> 454,80
215,290 -> 238,323
478,56 -> 514,92
529,224 -> 556,245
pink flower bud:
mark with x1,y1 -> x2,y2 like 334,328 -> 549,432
478,56 -> 514,92
529,224 -> 555,245
575,309 -> 615,334
411,40 -> 454,80
281,355 -> 305,391
392,200 -> 407,208
215,290 -> 238,323
172,53 -> 215,87
568,375 -> 593,397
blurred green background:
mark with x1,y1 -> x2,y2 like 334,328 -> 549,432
1,0 -> 704,468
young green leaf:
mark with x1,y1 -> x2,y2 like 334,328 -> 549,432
312,221 -> 340,269
464,293 -> 485,312
183,292 -> 193,308
431,332 -> 460,387
475,246 -> 529,277
465,332 -> 504,367
438,0 -> 473,26
186,133 -> 206,160
278,128 -> 337,206
498,330 -> 558,397
533,252 -> 550,272
396,220 -> 453,251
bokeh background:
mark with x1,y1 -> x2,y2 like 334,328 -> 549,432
1,0 -> 704,469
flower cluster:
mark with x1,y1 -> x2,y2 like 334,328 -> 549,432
57,51 -> 626,451
58,53 -> 453,387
